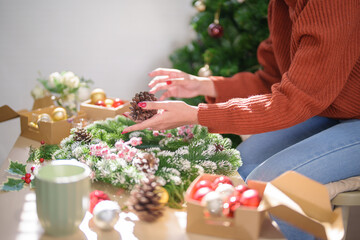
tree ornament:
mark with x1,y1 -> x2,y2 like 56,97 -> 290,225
28,122 -> 39,129
212,176 -> 233,189
194,0 -> 206,12
90,88 -> 107,104
73,127 -> 92,143
112,98 -> 124,108
132,152 -> 159,175
89,190 -> 111,214
201,191 -> 223,217
104,98 -> 114,108
129,91 -> 157,121
239,189 -> 261,208
92,200 -> 120,230
194,179 -> 213,192
127,175 -> 165,222
52,107 -> 67,121
95,100 -> 106,107
193,187 -> 213,201
223,195 -> 241,218
215,183 -> 235,201
37,113 -> 52,124
208,22 -> 224,38
237,0 -> 245,3
234,184 -> 249,197
198,64 -> 213,77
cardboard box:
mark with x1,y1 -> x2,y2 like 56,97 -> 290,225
80,99 -> 130,121
0,105 -> 85,144
185,171 -> 344,240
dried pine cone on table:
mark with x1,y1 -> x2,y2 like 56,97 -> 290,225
127,175 -> 164,222
132,152 -> 159,175
73,127 -> 92,143
129,91 -> 157,121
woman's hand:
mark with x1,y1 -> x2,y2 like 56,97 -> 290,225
122,101 -> 198,133
148,68 -> 216,100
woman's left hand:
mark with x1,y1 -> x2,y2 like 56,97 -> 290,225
122,101 -> 199,133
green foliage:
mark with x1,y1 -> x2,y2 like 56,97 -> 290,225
171,0 -> 269,76
1,178 -> 25,191
7,161 -> 27,176
27,144 -> 60,162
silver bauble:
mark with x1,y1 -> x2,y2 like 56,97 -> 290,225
93,200 -> 120,230
215,183 -> 235,201
201,191 -> 223,217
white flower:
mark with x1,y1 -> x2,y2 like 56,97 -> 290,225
31,85 -> 46,99
49,72 -> 63,87
64,76 -> 80,89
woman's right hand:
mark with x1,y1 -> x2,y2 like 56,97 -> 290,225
148,68 -> 216,101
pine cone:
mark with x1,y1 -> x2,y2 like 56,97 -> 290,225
127,176 -> 164,222
73,127 -> 92,143
132,152 -> 159,175
214,143 -> 224,152
129,91 -> 157,121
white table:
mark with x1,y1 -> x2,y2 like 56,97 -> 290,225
0,136 -> 284,240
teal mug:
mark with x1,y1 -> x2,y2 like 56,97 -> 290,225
34,160 -> 91,236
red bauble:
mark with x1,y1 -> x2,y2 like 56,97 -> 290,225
208,23 -> 224,38
239,189 -> 261,208
89,190 -> 110,213
234,185 -> 249,197
25,178 -> 31,184
39,158 -> 44,163
212,176 -> 233,189
223,195 -> 241,218
95,100 -> 106,107
112,98 -> 125,108
194,180 -> 213,192
193,187 -> 213,201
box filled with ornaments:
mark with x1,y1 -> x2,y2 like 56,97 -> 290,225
80,88 -> 130,121
185,171 -> 344,240
18,105 -> 86,144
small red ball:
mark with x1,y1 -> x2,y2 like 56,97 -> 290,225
208,23 -> 224,38
194,180 -> 213,192
39,158 -> 44,163
234,185 -> 249,197
31,166 -> 35,172
40,140 -> 45,145
223,195 -> 241,218
89,190 -> 110,213
112,98 -> 124,108
21,177 -> 25,180
239,189 -> 261,208
25,173 -> 31,179
25,178 -> 31,184
95,100 -> 106,107
212,176 -> 233,189
193,187 -> 213,201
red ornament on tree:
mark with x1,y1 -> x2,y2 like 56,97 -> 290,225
208,23 -> 224,38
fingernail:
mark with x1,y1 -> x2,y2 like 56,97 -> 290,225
138,102 -> 147,108
121,131 -> 128,134
166,80 -> 172,85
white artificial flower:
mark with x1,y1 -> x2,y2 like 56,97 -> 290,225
31,85 -> 46,99
78,86 -> 91,102
65,76 -> 80,89
49,72 -> 63,87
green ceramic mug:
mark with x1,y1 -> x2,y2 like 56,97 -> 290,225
34,160 -> 91,236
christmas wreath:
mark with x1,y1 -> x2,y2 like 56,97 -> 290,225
4,116 -> 242,209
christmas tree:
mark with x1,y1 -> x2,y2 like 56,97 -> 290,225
169,0 -> 269,146
170,0 -> 269,105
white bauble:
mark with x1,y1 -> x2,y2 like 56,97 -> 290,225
201,191 -> 223,217
93,200 -> 120,230
215,183 -> 235,201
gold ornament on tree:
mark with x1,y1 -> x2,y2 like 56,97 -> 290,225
194,0 -> 206,12
52,107 -> 67,121
198,64 -> 213,77
90,88 -> 107,104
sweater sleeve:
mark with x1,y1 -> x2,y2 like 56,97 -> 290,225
199,0 -> 359,135
205,37 -> 282,104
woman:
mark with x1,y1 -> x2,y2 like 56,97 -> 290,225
123,0 -> 360,239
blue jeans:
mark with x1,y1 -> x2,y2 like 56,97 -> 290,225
237,116 -> 360,240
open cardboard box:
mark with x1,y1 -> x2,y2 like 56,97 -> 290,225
80,99 -> 130,121
185,171 -> 344,240
0,105 -> 85,144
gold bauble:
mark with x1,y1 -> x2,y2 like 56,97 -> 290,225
198,64 -> 212,77
155,186 -> 169,205
90,88 -> 106,104
194,0 -> 206,12
104,98 -> 114,108
37,113 -> 52,124
52,107 -> 67,121
28,122 -> 39,129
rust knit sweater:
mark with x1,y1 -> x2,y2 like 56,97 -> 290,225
198,0 -> 360,135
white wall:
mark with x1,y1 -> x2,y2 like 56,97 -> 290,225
0,0 -> 196,164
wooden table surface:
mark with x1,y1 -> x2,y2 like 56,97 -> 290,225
0,136 -> 284,240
